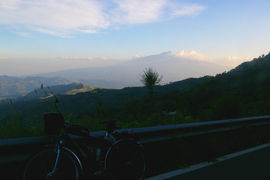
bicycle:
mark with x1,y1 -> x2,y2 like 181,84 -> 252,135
22,112 -> 146,180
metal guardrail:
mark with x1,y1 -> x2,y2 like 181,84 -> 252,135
1,115 -> 270,163
131,115 -> 270,143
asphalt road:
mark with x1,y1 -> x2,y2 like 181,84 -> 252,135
168,145 -> 270,180
2,143 -> 270,180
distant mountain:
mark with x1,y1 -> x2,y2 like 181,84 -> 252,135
37,52 -> 228,88
0,76 -> 71,99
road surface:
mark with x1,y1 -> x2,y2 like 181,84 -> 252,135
168,144 -> 270,180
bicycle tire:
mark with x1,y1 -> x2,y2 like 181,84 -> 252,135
105,139 -> 146,180
22,148 -> 82,180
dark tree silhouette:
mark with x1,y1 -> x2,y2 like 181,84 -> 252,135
140,68 -> 162,96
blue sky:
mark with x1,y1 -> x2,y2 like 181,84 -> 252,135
0,0 -> 270,75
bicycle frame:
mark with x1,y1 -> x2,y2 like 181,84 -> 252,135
46,134 -> 84,178
47,142 -> 62,177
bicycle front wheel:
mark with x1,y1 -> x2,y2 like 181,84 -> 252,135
22,148 -> 82,180
105,139 -> 146,180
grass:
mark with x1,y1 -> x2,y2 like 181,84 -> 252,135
0,112 -> 200,139
0,116 -> 43,138
65,85 -> 95,95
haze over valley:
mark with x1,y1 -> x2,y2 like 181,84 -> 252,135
36,51 -> 231,88
0,50 -> 234,99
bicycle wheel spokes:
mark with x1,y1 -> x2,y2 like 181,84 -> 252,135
105,140 -> 145,180
23,149 -> 81,180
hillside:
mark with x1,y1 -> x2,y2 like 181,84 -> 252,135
0,76 -> 71,99
1,52 -> 270,138
24,83 -> 95,99
126,52 -> 270,122
0,75 -> 211,125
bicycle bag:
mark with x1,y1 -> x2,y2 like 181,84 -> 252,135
44,113 -> 64,135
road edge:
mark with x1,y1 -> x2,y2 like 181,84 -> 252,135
145,142 -> 270,180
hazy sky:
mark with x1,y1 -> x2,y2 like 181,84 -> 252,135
0,0 -> 269,75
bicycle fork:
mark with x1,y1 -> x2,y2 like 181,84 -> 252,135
47,142 -> 62,178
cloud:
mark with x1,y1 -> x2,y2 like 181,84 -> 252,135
226,56 -> 252,67
0,0 -> 205,36
0,51 -> 253,77
109,0 -> 167,24
170,3 -> 205,17
227,56 -> 252,62
170,50 -> 252,68
16,31 -> 31,37
171,50 -> 211,62
0,0 -> 109,36
0,56 -> 122,76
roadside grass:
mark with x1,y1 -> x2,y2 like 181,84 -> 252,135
0,112 -> 199,139
0,116 -> 43,138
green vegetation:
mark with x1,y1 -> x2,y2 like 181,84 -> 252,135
1,52 -> 270,138
0,115 -> 43,138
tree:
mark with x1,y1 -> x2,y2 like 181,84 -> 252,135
140,68 -> 162,96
